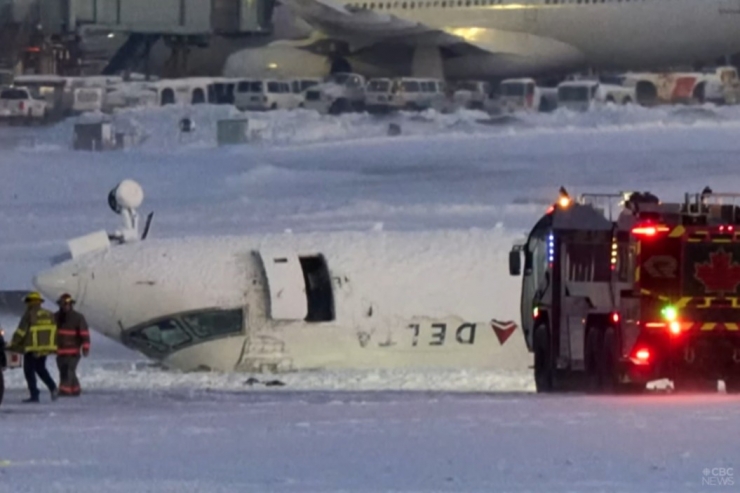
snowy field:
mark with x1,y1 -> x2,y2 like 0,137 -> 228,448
2,104 -> 740,491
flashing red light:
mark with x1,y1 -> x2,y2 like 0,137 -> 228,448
635,348 -> 650,362
669,321 -> 681,335
645,322 -> 666,328
631,224 -> 669,237
611,312 -> 620,323
546,205 -> 555,214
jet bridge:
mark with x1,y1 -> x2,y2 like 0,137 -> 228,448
1,0 -> 274,75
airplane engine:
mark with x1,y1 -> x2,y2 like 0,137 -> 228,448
223,44 -> 339,79
33,181 -> 530,374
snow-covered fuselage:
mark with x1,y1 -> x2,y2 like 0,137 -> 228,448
34,231 -> 530,373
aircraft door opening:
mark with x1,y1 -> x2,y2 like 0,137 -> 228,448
257,251 -> 335,323
299,255 -> 335,322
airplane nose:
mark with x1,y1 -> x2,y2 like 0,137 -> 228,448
33,263 -> 81,305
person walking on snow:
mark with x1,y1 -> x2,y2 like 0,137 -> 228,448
8,292 -> 58,403
55,293 -> 90,397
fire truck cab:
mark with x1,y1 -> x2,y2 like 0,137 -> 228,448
510,188 -> 740,393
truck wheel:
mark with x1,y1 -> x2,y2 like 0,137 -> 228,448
586,327 -> 603,392
599,328 -> 618,393
329,99 -> 350,115
673,377 -> 717,393
724,378 -> 740,394
533,325 -> 554,393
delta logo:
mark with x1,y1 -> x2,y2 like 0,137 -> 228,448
694,249 -> 740,294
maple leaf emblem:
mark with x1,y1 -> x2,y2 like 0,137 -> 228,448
694,249 -> 740,294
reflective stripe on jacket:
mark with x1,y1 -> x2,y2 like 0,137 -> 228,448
55,310 -> 90,356
11,308 -> 57,355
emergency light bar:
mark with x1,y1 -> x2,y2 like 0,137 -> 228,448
631,224 -> 669,237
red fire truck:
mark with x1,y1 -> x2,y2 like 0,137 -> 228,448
509,188 -> 740,393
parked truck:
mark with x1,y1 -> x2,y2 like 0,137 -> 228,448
509,188 -> 740,393
0,86 -> 48,124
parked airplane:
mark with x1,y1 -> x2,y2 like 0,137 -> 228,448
224,0 -> 740,80
31,180 -> 529,373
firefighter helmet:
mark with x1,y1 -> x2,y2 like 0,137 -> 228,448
23,291 -> 44,303
57,293 -> 75,305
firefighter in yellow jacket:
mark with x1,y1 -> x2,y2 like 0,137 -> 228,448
9,292 -> 59,403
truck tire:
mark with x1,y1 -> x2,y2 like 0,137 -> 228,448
673,377 -> 717,393
724,378 -> 740,394
533,325 -> 554,393
600,328 -> 618,393
586,327 -> 603,392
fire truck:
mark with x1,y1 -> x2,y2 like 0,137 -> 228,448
509,188 -> 740,393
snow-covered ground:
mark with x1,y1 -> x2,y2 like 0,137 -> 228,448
2,104 -> 740,491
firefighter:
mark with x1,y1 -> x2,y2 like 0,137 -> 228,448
9,292 -> 58,403
54,293 -> 90,397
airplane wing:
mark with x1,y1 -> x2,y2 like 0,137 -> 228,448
281,0 -> 488,54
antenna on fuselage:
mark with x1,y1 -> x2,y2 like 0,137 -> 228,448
107,179 -> 154,243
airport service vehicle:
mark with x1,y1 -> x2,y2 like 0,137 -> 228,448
510,188 -> 740,393
0,86 -> 47,122
556,80 -> 634,111
234,79 -> 298,111
31,180 -> 529,373
453,81 -> 492,110
365,78 -> 396,113
303,73 -> 366,114
497,78 -> 556,113
289,78 -> 322,107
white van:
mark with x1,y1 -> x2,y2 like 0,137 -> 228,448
389,78 -> 447,111
453,80 -> 491,110
152,79 -> 210,106
495,78 -> 558,113
234,79 -> 297,111
557,80 -> 634,111
289,78 -> 322,108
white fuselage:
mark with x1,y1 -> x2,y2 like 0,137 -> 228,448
290,0 -> 740,79
33,231 -> 530,373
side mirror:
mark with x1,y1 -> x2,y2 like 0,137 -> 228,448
509,249 -> 522,276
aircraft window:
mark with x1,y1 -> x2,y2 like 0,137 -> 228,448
441,1 -> 446,6
181,309 -> 243,339
129,319 -> 192,354
402,2 -> 406,7
370,2 -> 375,7
410,2 -> 414,8
124,308 -> 245,357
